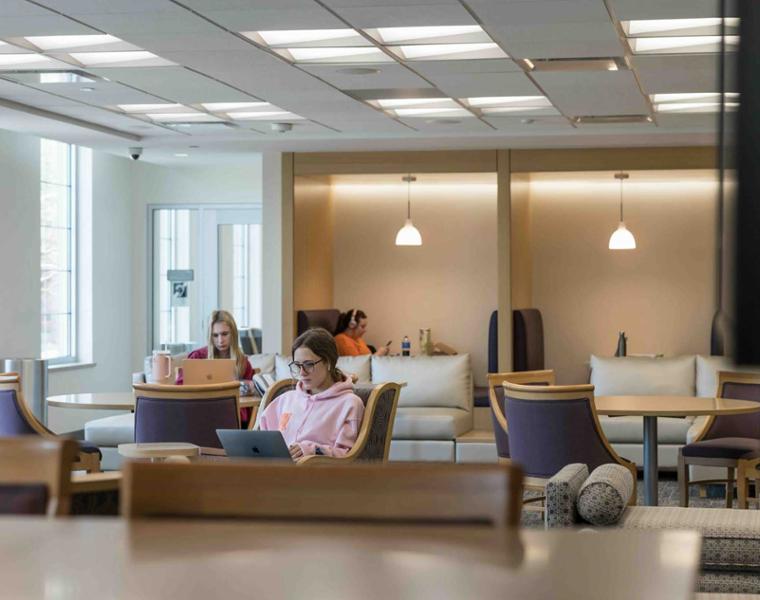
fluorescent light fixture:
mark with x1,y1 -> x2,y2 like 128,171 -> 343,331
147,113 -> 222,122
624,17 -> 740,37
201,102 -> 271,112
69,51 -> 174,67
374,98 -> 457,109
367,25 -> 489,45
228,111 -> 303,120
651,92 -> 739,103
273,47 -> 392,63
25,34 -> 138,52
0,41 -> 31,54
0,54 -> 68,69
393,107 -> 474,118
118,103 -> 187,113
243,29 -> 369,48
389,43 -> 507,61
628,36 -> 739,54
481,106 -> 560,116
37,72 -> 95,83
465,96 -> 551,108
174,153 -> 189,157
655,102 -> 739,113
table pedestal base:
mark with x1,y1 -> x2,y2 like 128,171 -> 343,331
643,416 -> 658,506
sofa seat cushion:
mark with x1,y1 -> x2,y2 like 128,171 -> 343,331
621,506 -> 760,571
372,355 -> 472,410
84,413 -> 135,446
392,407 -> 471,440
682,437 -> 760,460
590,355 -> 696,396
599,415 -> 692,444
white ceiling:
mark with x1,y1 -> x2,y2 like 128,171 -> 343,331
0,0 -> 734,164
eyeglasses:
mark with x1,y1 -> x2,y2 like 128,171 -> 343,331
289,359 -> 324,377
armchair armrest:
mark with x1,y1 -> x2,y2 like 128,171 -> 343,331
296,453 -> 349,466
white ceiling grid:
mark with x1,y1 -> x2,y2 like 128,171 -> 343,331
0,0 -> 728,162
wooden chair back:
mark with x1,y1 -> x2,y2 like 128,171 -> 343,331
695,371 -> 760,442
0,373 -> 49,436
122,461 -> 524,527
488,370 -> 555,434
0,437 -> 78,516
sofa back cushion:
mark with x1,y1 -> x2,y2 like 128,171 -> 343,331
275,354 -> 291,381
371,355 -> 472,410
590,355 -> 695,397
337,355 -> 371,383
247,353 -> 276,377
696,354 -> 760,398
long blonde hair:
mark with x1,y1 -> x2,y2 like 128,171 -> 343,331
206,309 -> 248,379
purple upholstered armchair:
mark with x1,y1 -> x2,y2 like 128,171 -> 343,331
503,381 -> 637,513
133,381 -> 241,449
0,373 -> 101,473
678,371 -> 760,508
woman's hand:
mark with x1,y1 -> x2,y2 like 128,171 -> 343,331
375,345 -> 390,356
289,444 -> 304,459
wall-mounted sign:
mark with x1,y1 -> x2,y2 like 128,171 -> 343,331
168,269 -> 193,307
167,269 -> 194,282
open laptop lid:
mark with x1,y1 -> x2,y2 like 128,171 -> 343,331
216,430 -> 292,460
181,358 -> 236,385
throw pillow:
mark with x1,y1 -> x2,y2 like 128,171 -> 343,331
577,464 -> 634,526
545,463 -> 589,528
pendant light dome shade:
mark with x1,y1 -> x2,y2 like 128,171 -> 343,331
395,218 -> 422,246
608,222 -> 636,249
609,172 -> 636,250
395,174 -> 422,246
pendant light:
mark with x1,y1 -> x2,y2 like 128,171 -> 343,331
608,172 -> 636,250
395,174 -> 422,246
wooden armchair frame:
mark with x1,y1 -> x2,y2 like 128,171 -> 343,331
488,369 -> 556,444
678,371 -> 760,508
0,436 -> 79,516
0,373 -> 100,473
503,381 -> 637,513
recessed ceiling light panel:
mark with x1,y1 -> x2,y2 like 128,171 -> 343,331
366,25 -> 489,45
273,47 -> 393,64
147,113 -> 222,122
70,51 -> 174,67
624,18 -> 740,38
628,35 -> 739,54
0,54 -> 69,70
373,97 -> 457,109
25,34 -> 139,52
393,107 -> 474,118
388,43 -> 508,61
655,102 -> 739,113
228,111 -> 304,121
118,103 -> 187,113
202,102 -> 271,112
0,41 -> 32,54
243,29 -> 369,48
464,96 -> 552,108
480,106 -> 560,116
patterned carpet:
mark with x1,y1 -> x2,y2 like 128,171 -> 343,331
522,473 -> 734,527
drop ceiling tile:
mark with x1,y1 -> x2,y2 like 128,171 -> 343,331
484,115 -> 572,130
412,59 -> 523,77
466,0 -> 612,26
71,11 -> 215,35
655,113 -> 721,131
182,0 -> 311,9
573,120 -> 657,133
0,1 -> 58,17
336,4 -> 476,28
300,64 -> 433,90
427,71 -> 540,98
322,0 -> 459,6
25,82 -> 166,105
399,117 -> 494,132
0,16 -> 97,36
533,70 -> 649,116
85,67 -> 256,103
504,39 -> 625,59
121,31 -> 254,53
607,0 -> 738,20
199,8 -> 345,30
32,0 -> 182,13
632,54 -> 736,94
488,22 -> 625,58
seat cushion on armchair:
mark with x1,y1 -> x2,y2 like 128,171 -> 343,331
599,415 -> 693,444
590,355 -> 696,397
84,413 -> 135,446
392,407 -> 471,440
371,355 -> 472,410
681,438 -> 760,459
621,506 -> 760,571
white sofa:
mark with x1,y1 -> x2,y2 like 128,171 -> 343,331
85,353 -> 474,468
591,354 -> 760,470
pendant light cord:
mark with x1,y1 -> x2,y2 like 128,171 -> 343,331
407,173 -> 411,219
619,174 -> 624,222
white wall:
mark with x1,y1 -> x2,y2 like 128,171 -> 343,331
130,159 -> 263,369
529,170 -> 717,384
332,173 -> 497,386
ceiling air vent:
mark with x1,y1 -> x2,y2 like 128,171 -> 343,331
574,115 -> 654,124
522,57 -> 628,72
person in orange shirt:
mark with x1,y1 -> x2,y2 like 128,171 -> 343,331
333,309 -> 389,357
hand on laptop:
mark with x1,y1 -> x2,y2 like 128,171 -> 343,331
289,444 -> 303,459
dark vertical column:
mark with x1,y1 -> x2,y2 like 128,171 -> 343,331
734,2 -> 760,364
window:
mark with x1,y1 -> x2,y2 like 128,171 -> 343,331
40,139 -> 76,362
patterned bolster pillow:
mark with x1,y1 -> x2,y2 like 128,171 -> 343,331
545,463 -> 589,528
577,464 -> 634,526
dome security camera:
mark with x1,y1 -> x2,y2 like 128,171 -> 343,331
128,146 -> 143,160
270,122 -> 293,133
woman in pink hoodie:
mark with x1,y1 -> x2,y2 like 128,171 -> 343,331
259,328 -> 364,460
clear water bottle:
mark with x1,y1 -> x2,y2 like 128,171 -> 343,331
401,336 -> 411,356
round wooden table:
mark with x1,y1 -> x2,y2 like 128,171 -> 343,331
595,395 -> 760,506
48,392 -> 261,410
118,442 -> 200,461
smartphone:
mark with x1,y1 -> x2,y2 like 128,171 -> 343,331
385,340 -> 393,347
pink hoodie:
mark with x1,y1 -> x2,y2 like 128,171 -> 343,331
259,379 -> 364,457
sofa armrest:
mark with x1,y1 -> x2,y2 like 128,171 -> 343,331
545,463 -> 589,529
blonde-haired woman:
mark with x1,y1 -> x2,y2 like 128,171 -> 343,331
177,309 -> 255,423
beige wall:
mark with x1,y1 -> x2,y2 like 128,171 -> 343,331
510,173 -> 533,309
529,170 -> 717,384
294,175 -> 334,311
332,173 -> 497,386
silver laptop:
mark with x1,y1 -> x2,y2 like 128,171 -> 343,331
181,358 -> 236,385
216,429 -> 292,460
